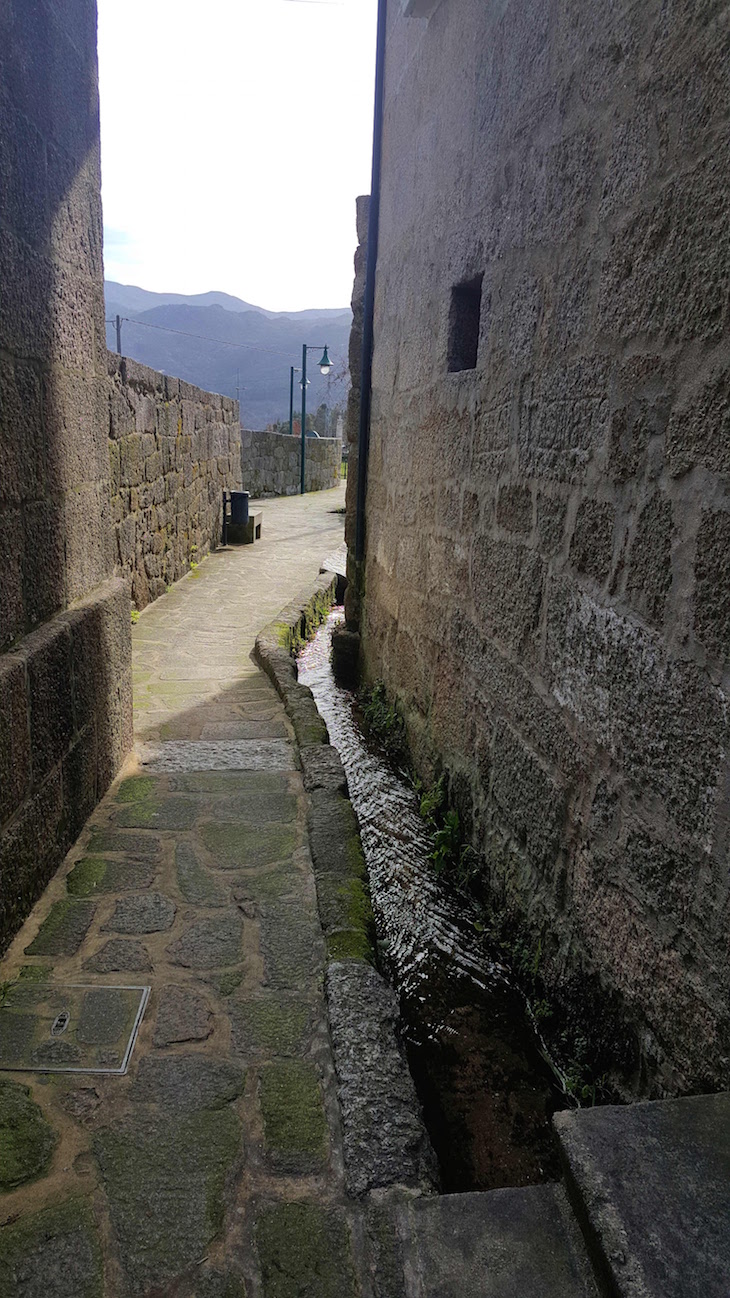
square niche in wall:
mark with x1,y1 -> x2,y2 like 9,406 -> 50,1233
447,274 -> 483,373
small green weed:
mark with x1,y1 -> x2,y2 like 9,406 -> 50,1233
420,775 -> 446,824
431,810 -> 461,875
417,775 -> 479,886
561,1035 -> 610,1106
130,609 -> 140,624
359,683 -> 407,762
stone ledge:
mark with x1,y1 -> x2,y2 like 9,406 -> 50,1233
554,1093 -> 730,1298
366,1184 -> 600,1298
326,961 -> 438,1198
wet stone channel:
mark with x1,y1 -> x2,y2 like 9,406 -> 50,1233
298,608 -> 565,1192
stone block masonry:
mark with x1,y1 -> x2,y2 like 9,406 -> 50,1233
359,0 -> 730,1095
241,428 -> 342,497
0,579 -> 132,951
344,195 -> 369,630
0,0 -> 132,951
109,355 -> 242,608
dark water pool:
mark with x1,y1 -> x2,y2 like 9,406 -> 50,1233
298,609 -> 565,1191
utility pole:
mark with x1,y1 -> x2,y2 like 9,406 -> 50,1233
115,314 -> 123,355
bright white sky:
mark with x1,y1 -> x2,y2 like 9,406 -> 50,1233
98,0 -> 377,311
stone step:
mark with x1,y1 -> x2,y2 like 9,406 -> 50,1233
554,1093 -> 730,1298
366,1184 -> 600,1298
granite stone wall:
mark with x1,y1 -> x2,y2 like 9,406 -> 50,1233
361,0 -> 730,1095
241,428 -> 342,497
344,196 -> 369,628
0,0 -> 132,950
108,356 -> 242,609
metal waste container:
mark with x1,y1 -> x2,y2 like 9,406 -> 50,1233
229,491 -> 249,526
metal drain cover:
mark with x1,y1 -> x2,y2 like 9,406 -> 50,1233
0,983 -> 149,1074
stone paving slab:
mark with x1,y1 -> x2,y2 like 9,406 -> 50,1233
366,1185 -> 600,1298
139,739 -> 295,772
0,1197 -> 102,1298
555,1095 -> 730,1298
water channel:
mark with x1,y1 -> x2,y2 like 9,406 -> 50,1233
298,608 -> 565,1192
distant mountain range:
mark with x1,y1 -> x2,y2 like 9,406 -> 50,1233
105,281 -> 352,429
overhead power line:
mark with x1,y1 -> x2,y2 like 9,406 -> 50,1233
105,316 -> 297,360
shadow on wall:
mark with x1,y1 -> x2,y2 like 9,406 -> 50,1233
1,1 -> 116,644
0,0 -> 132,952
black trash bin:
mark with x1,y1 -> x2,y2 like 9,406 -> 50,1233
230,491 -> 249,526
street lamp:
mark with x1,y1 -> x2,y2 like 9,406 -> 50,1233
299,344 -> 331,494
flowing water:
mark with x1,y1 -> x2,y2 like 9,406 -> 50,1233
298,608 -> 564,1191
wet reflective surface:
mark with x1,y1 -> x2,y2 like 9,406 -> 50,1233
298,609 -> 564,1191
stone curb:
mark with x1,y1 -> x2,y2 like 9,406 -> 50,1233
253,570 -> 336,752
254,569 -> 373,965
254,572 -> 438,1199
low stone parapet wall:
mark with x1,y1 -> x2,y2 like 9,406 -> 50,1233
241,428 -> 341,497
108,355 -> 242,608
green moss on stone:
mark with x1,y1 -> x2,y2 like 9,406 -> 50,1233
87,830 -> 161,857
259,1061 -> 327,1168
215,969 -> 245,997
0,1079 -> 57,1192
67,856 -> 156,898
313,870 -> 376,963
236,866 -> 300,903
0,1197 -> 102,1298
24,900 -> 95,957
345,833 -> 367,880
326,930 -> 374,963
292,717 -> 327,747
94,1108 -> 241,1294
218,784 -> 298,826
200,823 -> 297,869
176,844 -> 227,907
260,902 -> 321,990
18,964 -> 53,982
256,1202 -> 356,1298
229,997 -> 312,1057
275,621 -> 292,650
316,875 -> 373,933
115,776 -> 157,804
115,797 -> 197,830
66,857 -> 107,898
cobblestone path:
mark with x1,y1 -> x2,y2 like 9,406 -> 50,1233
0,486 -> 362,1298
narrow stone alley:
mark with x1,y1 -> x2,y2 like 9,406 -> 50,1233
0,486 -> 373,1296
2,479 -> 729,1298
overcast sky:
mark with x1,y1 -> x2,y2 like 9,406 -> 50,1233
98,0 -> 377,311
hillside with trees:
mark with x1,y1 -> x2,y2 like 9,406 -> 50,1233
105,282 -> 351,429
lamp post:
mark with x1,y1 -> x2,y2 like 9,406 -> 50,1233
299,343 -> 331,494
